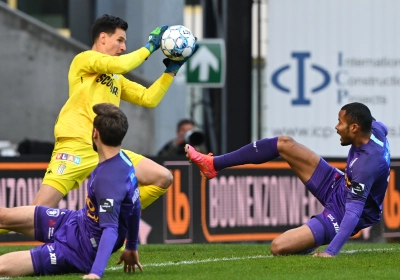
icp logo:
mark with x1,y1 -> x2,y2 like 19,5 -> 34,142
271,52 -> 331,105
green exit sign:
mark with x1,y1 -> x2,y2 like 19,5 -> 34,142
186,39 -> 225,88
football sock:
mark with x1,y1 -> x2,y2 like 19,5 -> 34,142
214,137 -> 279,171
139,185 -> 168,209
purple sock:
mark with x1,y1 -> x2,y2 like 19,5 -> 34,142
213,137 -> 279,171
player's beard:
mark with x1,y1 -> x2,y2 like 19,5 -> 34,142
92,141 -> 98,152
92,129 -> 98,152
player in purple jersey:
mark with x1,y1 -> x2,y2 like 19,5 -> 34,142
185,102 -> 390,257
0,103 -> 143,278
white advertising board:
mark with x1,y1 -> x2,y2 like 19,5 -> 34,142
265,0 -> 400,157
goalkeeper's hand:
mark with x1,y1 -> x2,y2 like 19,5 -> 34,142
163,43 -> 200,75
144,25 -> 168,54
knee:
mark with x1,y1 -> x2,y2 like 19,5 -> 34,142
0,256 -> 10,276
277,135 -> 296,152
270,238 -> 285,256
159,168 -> 173,189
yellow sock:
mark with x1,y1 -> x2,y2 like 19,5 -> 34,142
139,185 -> 168,209
0,229 -> 10,235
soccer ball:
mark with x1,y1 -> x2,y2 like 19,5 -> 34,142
161,25 -> 196,61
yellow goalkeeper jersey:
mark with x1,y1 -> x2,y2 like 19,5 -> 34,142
54,47 -> 173,144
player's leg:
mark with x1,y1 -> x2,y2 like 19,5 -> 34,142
270,225 -> 316,255
186,136 -> 320,183
271,212 -> 336,256
31,185 -> 64,207
276,136 -> 321,183
0,206 -> 35,237
123,150 -> 173,209
0,250 -> 34,277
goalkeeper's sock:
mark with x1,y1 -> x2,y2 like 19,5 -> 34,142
214,137 -> 279,171
139,185 -> 168,209
0,229 -> 10,235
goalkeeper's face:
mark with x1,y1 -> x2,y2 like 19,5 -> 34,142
103,28 -> 127,56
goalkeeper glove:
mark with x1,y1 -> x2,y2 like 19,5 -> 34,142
163,43 -> 200,75
144,25 -> 168,54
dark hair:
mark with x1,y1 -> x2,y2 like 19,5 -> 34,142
93,103 -> 128,146
91,14 -> 128,43
176,119 -> 194,132
341,102 -> 373,133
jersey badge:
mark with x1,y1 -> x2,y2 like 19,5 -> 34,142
351,182 -> 365,196
56,163 -> 66,175
100,199 -> 114,213
46,208 -> 60,217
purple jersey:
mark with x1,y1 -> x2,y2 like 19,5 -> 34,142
344,121 -> 390,231
324,121 -> 390,255
77,150 -> 141,276
30,150 -> 140,276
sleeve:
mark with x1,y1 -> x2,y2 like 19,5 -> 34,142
125,201 -> 141,251
94,175 -> 126,227
89,172 -> 128,276
324,200 -> 363,255
76,47 -> 150,75
90,227 -> 118,277
120,73 -> 174,108
324,156 -> 378,255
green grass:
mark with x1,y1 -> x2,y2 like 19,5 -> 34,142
1,243 -> 399,279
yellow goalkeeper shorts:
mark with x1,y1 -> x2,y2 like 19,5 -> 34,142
42,138 -> 144,195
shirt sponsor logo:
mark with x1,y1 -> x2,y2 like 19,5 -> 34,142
55,153 -> 81,165
46,208 -> 60,217
351,182 -> 365,196
100,199 -> 114,213
96,74 -> 119,96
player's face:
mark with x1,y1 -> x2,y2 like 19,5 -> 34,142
335,110 -> 355,146
104,28 -> 127,56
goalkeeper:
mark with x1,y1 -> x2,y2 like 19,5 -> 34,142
6,14 -> 197,215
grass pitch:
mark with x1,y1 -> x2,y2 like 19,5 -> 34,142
0,242 -> 399,279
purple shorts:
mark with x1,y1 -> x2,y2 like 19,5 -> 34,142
30,206 -> 91,275
304,158 -> 347,246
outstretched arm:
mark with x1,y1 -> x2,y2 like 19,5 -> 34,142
120,43 -> 199,108
120,74 -> 173,108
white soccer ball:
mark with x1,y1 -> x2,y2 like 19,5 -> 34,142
161,25 -> 196,61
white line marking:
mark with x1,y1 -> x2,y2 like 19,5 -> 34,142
107,247 -> 399,271
107,255 -> 269,271
341,247 -> 396,254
